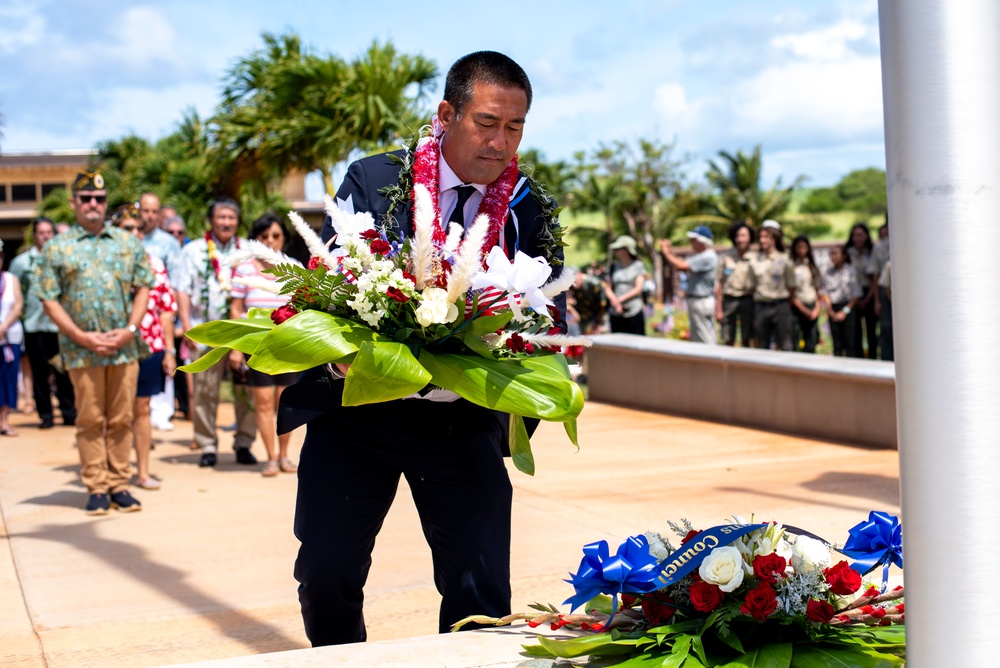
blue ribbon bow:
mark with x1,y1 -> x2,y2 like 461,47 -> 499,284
842,511 -> 903,590
564,535 -> 663,612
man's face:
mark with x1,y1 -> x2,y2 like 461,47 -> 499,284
139,194 -> 161,233
70,190 -> 108,229
160,206 -> 178,229
210,206 -> 239,244
34,222 -> 55,249
438,82 -> 528,185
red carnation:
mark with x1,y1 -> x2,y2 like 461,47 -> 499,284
620,594 -> 637,609
740,582 -> 778,622
307,256 -> 321,270
270,304 -> 298,325
402,271 -> 417,285
688,581 -> 725,613
524,342 -> 535,354
386,287 -> 409,303
681,529 -> 701,545
359,229 -> 381,240
752,553 -> 787,585
640,591 -> 677,626
369,239 -> 391,256
824,561 -> 863,596
805,599 -> 835,623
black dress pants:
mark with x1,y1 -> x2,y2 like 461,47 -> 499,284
24,331 -> 75,422
292,391 -> 513,646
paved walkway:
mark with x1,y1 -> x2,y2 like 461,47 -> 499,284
0,400 -> 900,667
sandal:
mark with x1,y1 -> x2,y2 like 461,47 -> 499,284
261,460 -> 280,477
135,477 -> 161,490
279,458 -> 298,473
0,427 -> 18,436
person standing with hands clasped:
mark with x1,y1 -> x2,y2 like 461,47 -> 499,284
749,220 -> 796,351
605,235 -> 647,335
36,171 -> 154,515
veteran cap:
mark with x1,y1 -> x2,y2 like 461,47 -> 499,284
73,170 -> 106,192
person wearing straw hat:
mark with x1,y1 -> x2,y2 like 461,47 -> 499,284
605,235 -> 648,335
660,225 -> 719,344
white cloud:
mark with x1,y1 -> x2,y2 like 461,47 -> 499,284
652,82 -> 707,138
98,82 -> 218,141
771,19 -> 873,61
109,7 -> 185,71
0,2 -> 45,54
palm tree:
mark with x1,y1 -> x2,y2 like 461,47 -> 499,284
689,145 -> 805,233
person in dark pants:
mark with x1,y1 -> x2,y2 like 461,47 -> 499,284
750,221 -> 797,351
715,222 -> 755,347
8,217 -> 75,428
604,235 -> 647,336
822,245 -> 862,357
790,235 -> 823,353
279,51 -> 565,647
845,223 -> 878,359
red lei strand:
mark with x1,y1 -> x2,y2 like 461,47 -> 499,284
410,135 -> 519,263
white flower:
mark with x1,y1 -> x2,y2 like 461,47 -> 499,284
699,545 -> 745,592
644,532 -> 671,561
790,536 -> 831,574
471,247 -> 554,314
414,287 -> 459,328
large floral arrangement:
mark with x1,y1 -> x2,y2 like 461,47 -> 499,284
180,183 -> 588,475
457,511 -> 905,666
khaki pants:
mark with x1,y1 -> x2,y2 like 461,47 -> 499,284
68,363 -> 138,494
191,351 -> 256,454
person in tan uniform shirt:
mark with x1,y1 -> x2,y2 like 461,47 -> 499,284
714,222 -> 755,346
749,220 -> 796,351
790,235 -> 824,353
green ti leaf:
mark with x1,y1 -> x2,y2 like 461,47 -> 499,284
177,346 -> 231,373
508,414 -> 535,476
717,642 -> 792,668
246,310 -> 379,374
789,645 -> 904,668
341,341 -> 431,406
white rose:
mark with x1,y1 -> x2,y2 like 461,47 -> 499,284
698,546 -> 745,592
790,536 -> 831,574
414,287 -> 459,328
644,532 -> 670,561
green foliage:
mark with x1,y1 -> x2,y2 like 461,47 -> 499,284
800,187 -> 844,213
800,169 -> 886,215
784,216 -> 833,239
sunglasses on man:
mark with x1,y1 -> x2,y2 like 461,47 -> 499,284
77,194 -> 107,204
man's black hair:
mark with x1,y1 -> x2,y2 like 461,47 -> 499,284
443,51 -> 532,117
33,217 -> 55,234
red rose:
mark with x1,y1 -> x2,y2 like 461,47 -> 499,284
689,581 -> 725,613
681,530 -> 700,545
402,271 -> 417,284
524,342 -> 535,354
824,561 -> 863,596
620,594 -> 637,609
307,256 -> 321,270
270,304 -> 298,325
359,229 -> 381,240
369,239 -> 391,255
805,599 -> 835,623
640,591 -> 677,626
752,553 -> 787,585
386,287 -> 409,303
740,582 -> 777,622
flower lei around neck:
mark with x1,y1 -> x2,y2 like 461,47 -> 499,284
409,129 -> 519,263
205,230 -> 241,283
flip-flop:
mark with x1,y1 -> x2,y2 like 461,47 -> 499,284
0,428 -> 18,436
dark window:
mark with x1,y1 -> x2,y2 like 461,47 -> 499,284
11,184 -> 37,202
41,183 -> 65,198
0,185 -> 6,202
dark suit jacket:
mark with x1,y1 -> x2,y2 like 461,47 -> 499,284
278,150 -> 564,435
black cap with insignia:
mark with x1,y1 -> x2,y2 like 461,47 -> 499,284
72,170 -> 106,192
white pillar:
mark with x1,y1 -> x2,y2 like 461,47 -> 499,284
879,2 -> 1000,664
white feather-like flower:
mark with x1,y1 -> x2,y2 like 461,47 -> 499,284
520,333 -> 593,348
410,183 -> 438,290
445,223 -> 463,254
232,275 -> 284,295
446,214 -> 489,304
287,211 -> 337,268
541,268 -> 577,299
226,240 -> 295,268
323,193 -> 376,243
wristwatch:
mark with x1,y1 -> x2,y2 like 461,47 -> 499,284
127,324 -> 139,336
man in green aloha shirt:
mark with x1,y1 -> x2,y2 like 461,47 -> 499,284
35,171 -> 155,515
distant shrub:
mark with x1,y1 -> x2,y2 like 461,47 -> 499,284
801,187 -> 844,213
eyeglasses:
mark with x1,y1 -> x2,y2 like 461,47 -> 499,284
258,232 -> 284,241
167,228 -> 185,237
120,224 -> 139,233
77,194 -> 107,204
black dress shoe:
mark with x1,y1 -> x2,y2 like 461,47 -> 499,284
63,416 -> 76,427
235,448 -> 257,465
39,418 -> 54,429
199,453 -> 217,467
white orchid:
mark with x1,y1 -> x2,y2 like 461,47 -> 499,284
471,247 -> 554,315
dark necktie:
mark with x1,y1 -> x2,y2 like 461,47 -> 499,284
449,185 -> 476,229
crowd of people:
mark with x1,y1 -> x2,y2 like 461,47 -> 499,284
3,171 -> 300,515
568,218 -> 893,360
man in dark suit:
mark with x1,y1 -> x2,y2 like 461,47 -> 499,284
280,51 -> 564,646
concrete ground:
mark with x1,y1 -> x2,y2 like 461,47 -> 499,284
0,399 -> 901,668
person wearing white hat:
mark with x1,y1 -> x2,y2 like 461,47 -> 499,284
749,220 -> 796,351
660,225 -> 718,344
604,235 -> 647,335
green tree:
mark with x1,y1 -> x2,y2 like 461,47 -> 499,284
216,32 -> 438,195
690,145 -> 805,233
518,148 -> 579,207
836,167 -> 886,214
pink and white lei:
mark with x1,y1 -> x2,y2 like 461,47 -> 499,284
409,120 -> 520,266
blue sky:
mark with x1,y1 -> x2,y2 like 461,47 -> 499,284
0,0 -> 884,196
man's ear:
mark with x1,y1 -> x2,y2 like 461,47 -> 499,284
437,99 -> 455,131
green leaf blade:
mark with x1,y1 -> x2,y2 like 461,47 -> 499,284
342,341 -> 432,406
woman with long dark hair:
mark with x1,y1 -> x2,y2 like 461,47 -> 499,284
790,235 -> 823,353
844,223 -> 877,358
749,221 -> 796,351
